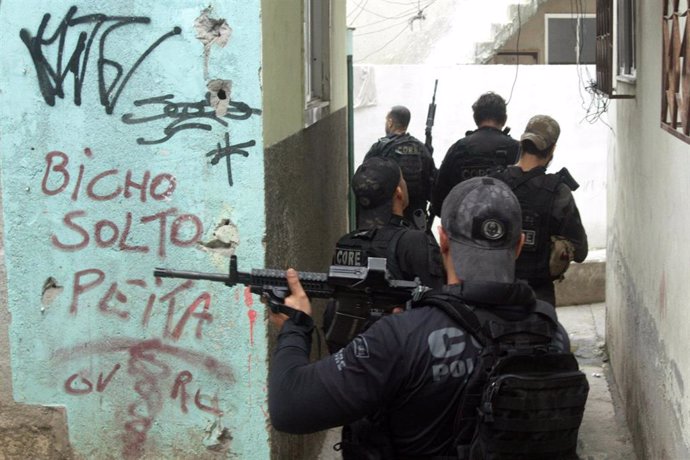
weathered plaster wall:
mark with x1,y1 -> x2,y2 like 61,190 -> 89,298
607,0 -> 690,457
493,0 -> 596,64
0,1 -> 269,458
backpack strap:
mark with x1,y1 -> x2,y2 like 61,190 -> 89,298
505,166 -> 547,190
414,291 -> 488,345
384,226 -> 407,280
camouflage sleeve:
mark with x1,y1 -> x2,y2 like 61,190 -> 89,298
552,184 -> 588,263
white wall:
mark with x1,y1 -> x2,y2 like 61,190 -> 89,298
354,64 -> 608,250
606,0 -> 690,456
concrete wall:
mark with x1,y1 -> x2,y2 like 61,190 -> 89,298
492,0 -> 596,65
354,64 -> 608,250
0,1 -> 268,458
607,0 -> 690,457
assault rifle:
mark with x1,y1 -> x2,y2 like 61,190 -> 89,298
424,79 -> 438,153
154,256 -> 427,349
556,167 -> 580,191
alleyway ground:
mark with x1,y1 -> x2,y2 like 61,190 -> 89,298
318,302 -> 636,459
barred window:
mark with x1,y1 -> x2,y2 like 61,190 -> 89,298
595,0 -> 613,95
661,0 -> 690,143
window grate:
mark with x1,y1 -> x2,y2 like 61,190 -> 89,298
661,1 -> 690,143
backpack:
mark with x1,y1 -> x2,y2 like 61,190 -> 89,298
420,291 -> 589,460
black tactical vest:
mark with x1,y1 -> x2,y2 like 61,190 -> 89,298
452,130 -> 517,182
332,224 -> 407,279
494,167 -> 561,281
375,134 -> 429,211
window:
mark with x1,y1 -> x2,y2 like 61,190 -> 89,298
545,14 -> 596,64
661,0 -> 689,143
617,0 -> 636,79
304,0 -> 330,127
595,0 -> 637,97
595,0 -> 613,95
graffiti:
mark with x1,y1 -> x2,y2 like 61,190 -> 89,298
42,150 -> 177,202
42,149 -> 203,257
121,93 -> 261,145
206,133 -> 256,187
55,338 -> 231,459
19,6 -> 181,114
69,271 -> 214,340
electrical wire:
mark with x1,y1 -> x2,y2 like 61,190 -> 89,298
349,0 -> 370,24
356,22 -> 410,62
506,3 -> 521,105
351,0 -> 437,28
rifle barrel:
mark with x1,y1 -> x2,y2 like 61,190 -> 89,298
154,268 -> 230,283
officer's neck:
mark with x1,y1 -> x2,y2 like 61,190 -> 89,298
516,154 -> 549,172
477,120 -> 504,130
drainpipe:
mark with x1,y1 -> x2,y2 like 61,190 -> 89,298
347,27 -> 356,231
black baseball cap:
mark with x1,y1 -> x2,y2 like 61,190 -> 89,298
352,157 -> 401,228
441,177 -> 523,282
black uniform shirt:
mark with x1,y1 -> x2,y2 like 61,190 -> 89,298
268,281 -> 570,457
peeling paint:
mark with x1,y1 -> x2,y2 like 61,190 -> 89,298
194,7 -> 232,80
207,79 -> 232,117
198,218 -> 239,256
41,277 -> 63,306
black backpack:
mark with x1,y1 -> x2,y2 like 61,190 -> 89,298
420,292 -> 589,460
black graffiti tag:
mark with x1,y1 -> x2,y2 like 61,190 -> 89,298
205,133 -> 256,187
121,94 -> 262,145
19,6 -> 181,114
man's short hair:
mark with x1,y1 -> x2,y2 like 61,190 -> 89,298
352,157 -> 402,228
520,115 -> 560,159
472,92 -> 508,126
387,106 -> 411,130
441,177 -> 522,283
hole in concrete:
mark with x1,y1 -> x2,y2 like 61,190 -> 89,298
207,79 -> 232,117
198,219 -> 239,257
42,277 -> 64,306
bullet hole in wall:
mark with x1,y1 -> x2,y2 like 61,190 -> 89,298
41,277 -> 64,306
198,218 -> 239,257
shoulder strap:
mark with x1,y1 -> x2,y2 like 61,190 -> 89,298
506,166 -> 547,190
415,291 -> 488,345
384,226 -> 407,280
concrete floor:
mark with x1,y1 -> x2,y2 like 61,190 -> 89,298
318,302 -> 636,460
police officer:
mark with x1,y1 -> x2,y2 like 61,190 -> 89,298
492,115 -> 588,306
346,156 -> 443,289
364,105 -> 437,230
267,177 -> 570,458
431,92 -> 519,216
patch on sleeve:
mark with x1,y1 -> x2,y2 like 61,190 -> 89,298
352,336 -> 370,358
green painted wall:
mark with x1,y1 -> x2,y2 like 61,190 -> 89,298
0,1 -> 269,458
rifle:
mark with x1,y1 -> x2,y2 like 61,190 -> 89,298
154,256 -> 427,350
424,79 -> 438,153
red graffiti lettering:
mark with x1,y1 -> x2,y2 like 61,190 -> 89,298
141,208 -> 177,258
195,389 -> 223,416
171,292 -> 213,341
96,363 -> 122,392
94,219 -> 119,247
170,370 -> 193,414
71,268 -> 105,314
248,309 -> 257,345
40,149 -> 177,203
124,170 -> 150,202
51,210 -> 89,250
42,151 -> 70,196
118,212 -> 149,253
64,373 -> 93,395
86,169 -> 122,201
98,283 -> 130,319
170,214 -> 203,247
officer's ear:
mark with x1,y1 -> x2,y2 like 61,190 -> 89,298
438,226 -> 451,256
515,232 -> 526,258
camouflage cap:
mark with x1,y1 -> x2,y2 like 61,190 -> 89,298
352,157 -> 401,228
520,114 -> 561,151
441,177 -> 522,282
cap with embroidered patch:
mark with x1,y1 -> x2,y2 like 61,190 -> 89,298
441,176 -> 522,282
